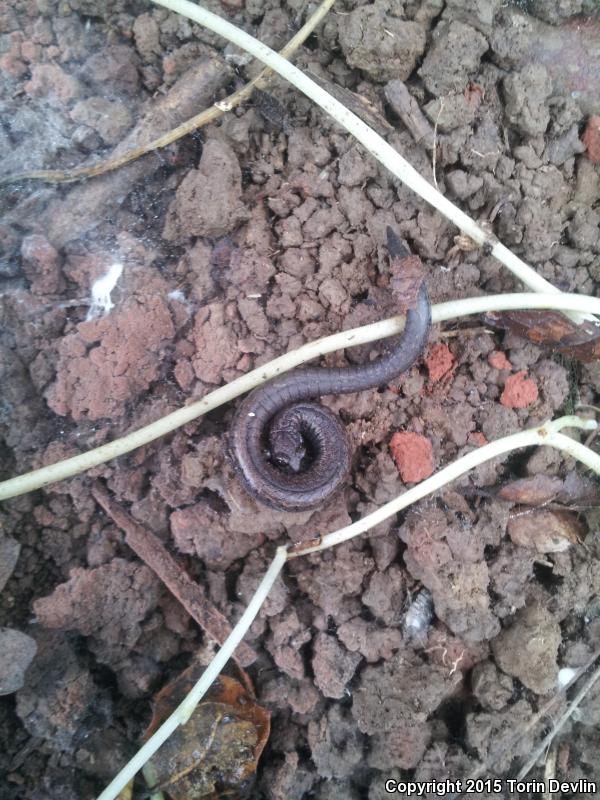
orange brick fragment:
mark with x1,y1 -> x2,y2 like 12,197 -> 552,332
389,432 -> 434,483
488,351 -> 512,370
425,343 -> 456,383
500,370 -> 538,409
468,432 -> 488,447
582,115 -> 600,163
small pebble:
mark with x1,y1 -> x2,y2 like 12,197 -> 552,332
0,628 -> 37,695
0,536 -> 20,591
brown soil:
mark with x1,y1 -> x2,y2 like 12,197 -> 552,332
1,1 -> 600,799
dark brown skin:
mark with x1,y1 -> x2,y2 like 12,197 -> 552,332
229,228 -> 432,511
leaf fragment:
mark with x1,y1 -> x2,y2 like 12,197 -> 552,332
507,509 -> 585,553
143,668 -> 270,799
484,309 -> 600,362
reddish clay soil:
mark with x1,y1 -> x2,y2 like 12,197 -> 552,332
1,1 -> 600,799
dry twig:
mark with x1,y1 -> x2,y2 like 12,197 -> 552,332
432,98 -> 444,190
0,0 -> 335,185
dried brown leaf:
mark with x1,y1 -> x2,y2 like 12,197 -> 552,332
483,310 -> 600,362
143,668 -> 270,799
499,475 -> 564,506
507,509 -> 585,553
499,474 -> 600,509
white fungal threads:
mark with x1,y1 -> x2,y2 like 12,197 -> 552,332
86,263 -> 123,321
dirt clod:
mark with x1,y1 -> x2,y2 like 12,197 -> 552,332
46,296 -> 175,421
351,651 -> 462,735
471,660 -> 514,712
491,601 -> 561,694
308,705 -> 364,779
338,6 -> 426,83
504,64 -> 552,136
170,501 -> 261,570
312,632 -> 362,700
163,139 -> 249,241
33,558 -> 161,665
419,20 -> 489,96
16,631 -> 108,752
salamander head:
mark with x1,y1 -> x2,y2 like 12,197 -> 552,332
269,425 -> 306,473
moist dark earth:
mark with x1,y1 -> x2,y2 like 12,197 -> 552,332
1,0 -> 600,798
